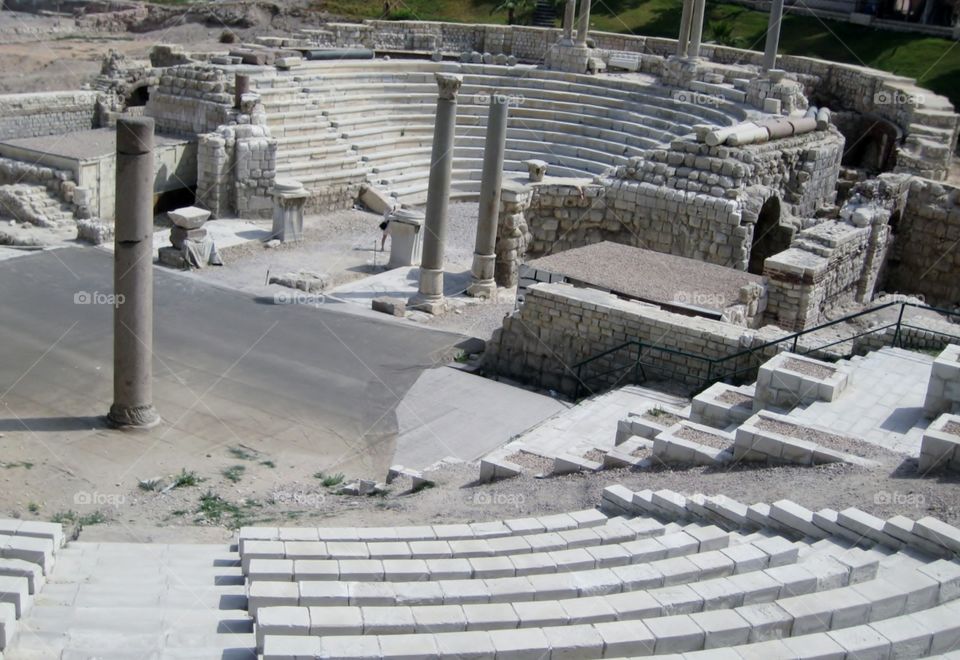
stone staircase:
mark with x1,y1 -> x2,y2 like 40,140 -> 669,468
0,184 -> 75,229
477,346 -> 947,481
531,0 -> 558,28
0,519 -> 65,657
3,541 -> 254,659
252,60 -> 747,207
244,486 -> 960,658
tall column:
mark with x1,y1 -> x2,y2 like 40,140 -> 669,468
411,73 -> 462,314
562,0 -> 577,43
576,0 -> 592,45
108,117 -> 159,429
235,73 -> 250,109
688,0 -> 706,58
676,0 -> 693,57
468,92 -> 509,298
763,0 -> 785,71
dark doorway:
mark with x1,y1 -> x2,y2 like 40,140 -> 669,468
748,197 -> 792,275
126,85 -> 149,108
154,186 -> 197,216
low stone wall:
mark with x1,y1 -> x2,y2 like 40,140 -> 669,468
763,214 -> 891,330
886,178 -> 960,307
483,282 -> 787,397
0,91 -> 99,141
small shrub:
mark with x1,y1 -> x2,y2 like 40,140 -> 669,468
172,469 -> 203,489
219,29 -> 238,44
222,465 -> 246,483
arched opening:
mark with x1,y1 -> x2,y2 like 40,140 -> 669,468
748,197 -> 792,275
839,116 -> 899,173
126,85 -> 149,108
154,186 -> 197,216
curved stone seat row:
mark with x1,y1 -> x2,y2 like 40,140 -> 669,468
239,508 -> 609,552
247,483 -> 960,659
0,519 -> 65,653
254,551 -> 947,651
254,60 -> 746,204
242,514 -> 661,572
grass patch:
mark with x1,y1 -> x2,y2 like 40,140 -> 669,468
50,510 -> 106,525
194,490 -> 261,528
222,465 -> 246,483
27,502 -> 40,514
172,469 -> 203,489
227,446 -> 258,461
2,461 -> 34,469
315,471 -> 345,488
260,460 -> 277,468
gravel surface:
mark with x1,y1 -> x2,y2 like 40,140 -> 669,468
717,391 -> 753,406
783,358 -> 836,379
506,451 -> 555,474
755,418 -> 892,459
583,449 -> 607,463
643,410 -> 683,426
675,427 -> 734,450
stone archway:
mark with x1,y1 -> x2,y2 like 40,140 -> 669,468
748,196 -> 792,275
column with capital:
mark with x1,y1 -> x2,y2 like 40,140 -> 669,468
410,73 -> 463,314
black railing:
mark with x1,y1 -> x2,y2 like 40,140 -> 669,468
572,301 -> 960,400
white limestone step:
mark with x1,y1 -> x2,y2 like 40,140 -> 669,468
245,521 -> 747,581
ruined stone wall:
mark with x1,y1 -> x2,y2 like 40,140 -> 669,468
763,218 -> 891,330
145,64 -> 234,135
0,91 -> 99,141
521,129 -> 843,271
886,178 -> 960,307
484,282 -> 786,397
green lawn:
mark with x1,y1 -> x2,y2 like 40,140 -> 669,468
318,0 -> 960,108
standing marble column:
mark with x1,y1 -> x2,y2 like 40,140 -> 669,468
108,117 -> 159,429
411,73 -> 463,314
561,0 -> 577,44
688,0 -> 706,58
676,0 -> 693,57
576,0 -> 592,45
763,0 -> 785,71
468,92 -> 509,298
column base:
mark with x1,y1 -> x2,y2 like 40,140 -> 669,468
466,278 -> 497,299
107,403 -> 161,429
407,293 -> 447,315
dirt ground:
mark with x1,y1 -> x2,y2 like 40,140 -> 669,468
73,439 -> 960,543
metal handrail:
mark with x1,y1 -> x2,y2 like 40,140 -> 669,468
571,300 -> 960,400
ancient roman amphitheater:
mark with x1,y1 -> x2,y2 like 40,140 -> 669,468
3,0 -> 960,657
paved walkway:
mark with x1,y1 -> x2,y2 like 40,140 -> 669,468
394,366 -> 568,469
484,385 -> 690,460
5,542 -> 254,660
792,347 -> 934,454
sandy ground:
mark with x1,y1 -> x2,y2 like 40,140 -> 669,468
76,441 -> 960,543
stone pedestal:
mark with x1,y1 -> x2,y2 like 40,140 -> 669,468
271,178 -> 308,242
109,117 -> 160,429
410,73 -> 462,314
386,208 -> 424,269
